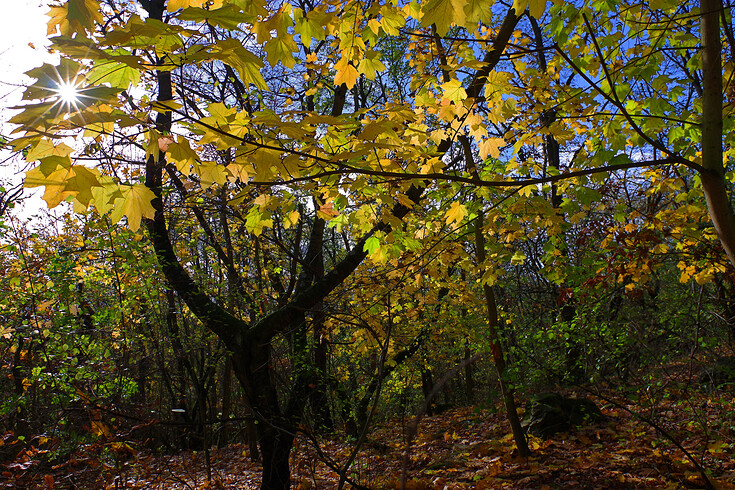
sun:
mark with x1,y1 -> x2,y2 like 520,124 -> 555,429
56,81 -> 81,104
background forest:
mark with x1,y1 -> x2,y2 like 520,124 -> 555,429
1,0 -> 735,488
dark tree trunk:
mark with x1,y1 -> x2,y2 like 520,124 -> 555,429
464,345 -> 475,403
309,308 -> 334,431
258,424 -> 295,490
230,340 -> 296,490
219,357 -> 232,447
421,367 -> 434,400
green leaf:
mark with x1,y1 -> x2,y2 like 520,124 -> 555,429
87,51 -> 141,90
293,8 -> 327,43
178,5 -> 252,30
245,206 -> 273,236
364,236 -> 380,254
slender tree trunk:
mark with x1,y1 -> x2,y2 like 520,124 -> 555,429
309,307 -> 334,431
219,358 -> 232,447
474,212 -> 529,458
701,0 -> 735,268
464,344 -> 475,403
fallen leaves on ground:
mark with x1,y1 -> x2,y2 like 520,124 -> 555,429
4,385 -> 735,489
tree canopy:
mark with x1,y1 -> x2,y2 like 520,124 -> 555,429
3,0 -> 735,488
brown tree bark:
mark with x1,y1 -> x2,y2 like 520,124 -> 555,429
700,0 -> 735,269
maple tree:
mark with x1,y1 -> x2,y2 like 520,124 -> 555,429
8,0 -> 526,486
6,0 -> 735,488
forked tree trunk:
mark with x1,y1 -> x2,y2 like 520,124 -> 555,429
139,2 -> 520,486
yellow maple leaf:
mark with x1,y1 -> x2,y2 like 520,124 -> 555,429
226,162 -> 252,183
167,0 -> 207,12
109,184 -> 156,231
25,165 -> 101,209
512,0 -> 528,16
146,129 -> 161,161
518,185 -> 536,197
211,40 -> 268,90
196,161 -> 228,188
25,166 -> 72,208
444,201 -> 467,226
64,166 -> 101,207
90,175 -> 123,215
421,0 -> 466,37
264,37 -> 298,69
479,137 -> 505,159
26,140 -> 73,163
510,250 -> 526,265
47,6 -> 70,36
253,194 -> 272,207
463,0 -> 494,26
167,137 -> 199,175
358,51 -> 386,80
283,210 -> 300,229
48,0 -> 102,36
334,57 -> 359,89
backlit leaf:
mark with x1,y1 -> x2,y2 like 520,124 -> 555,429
166,0 -> 207,12
211,39 -> 268,90
264,37 -> 298,69
167,137 -> 199,175
358,51 -> 386,80
421,0 -> 466,36
444,201 -> 467,226
109,184 -> 156,231
334,57 -> 360,89
440,79 -> 467,105
528,0 -> 546,18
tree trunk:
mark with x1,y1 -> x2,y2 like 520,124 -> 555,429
138,3 -> 519,486
700,0 -> 735,268
464,345 -> 475,403
258,425 -> 294,490
230,341 -> 295,490
309,307 -> 334,431
474,212 -> 529,458
219,357 -> 232,447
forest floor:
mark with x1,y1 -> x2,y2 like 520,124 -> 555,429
12,380 -> 735,489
